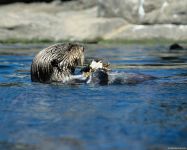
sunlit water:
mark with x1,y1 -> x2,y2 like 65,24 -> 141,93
0,43 -> 187,150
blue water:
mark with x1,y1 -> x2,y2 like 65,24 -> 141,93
0,44 -> 187,150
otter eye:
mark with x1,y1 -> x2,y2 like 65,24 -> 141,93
51,59 -> 59,67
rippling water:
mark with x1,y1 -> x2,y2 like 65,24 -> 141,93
0,43 -> 187,150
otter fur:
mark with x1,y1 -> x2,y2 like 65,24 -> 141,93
31,43 -> 84,83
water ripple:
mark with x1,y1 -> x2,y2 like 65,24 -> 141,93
0,44 -> 187,150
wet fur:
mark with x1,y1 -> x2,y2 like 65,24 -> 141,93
31,43 -> 84,83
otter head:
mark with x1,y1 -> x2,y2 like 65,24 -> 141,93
57,43 -> 84,73
31,43 -> 85,83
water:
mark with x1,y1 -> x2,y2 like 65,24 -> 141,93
0,43 -> 187,150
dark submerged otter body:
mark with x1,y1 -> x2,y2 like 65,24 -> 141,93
88,70 -> 156,85
31,43 -> 84,83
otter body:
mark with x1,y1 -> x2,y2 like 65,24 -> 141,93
31,43 -> 84,83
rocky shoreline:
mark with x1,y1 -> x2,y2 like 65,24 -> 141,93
0,0 -> 187,43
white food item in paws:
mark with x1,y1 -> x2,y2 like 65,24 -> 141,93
90,60 -> 103,70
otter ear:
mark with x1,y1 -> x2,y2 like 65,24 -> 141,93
51,59 -> 59,67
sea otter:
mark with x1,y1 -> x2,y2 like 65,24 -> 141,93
31,43 -> 84,83
31,43 -> 155,85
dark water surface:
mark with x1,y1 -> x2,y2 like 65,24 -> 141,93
0,43 -> 187,150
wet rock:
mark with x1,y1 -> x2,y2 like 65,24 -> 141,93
169,43 -> 184,50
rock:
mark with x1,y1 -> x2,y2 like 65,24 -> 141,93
0,0 -> 51,4
0,0 -> 75,5
143,0 -> 187,25
79,0 -> 97,8
103,24 -> 187,41
169,43 -> 184,50
98,0 -> 187,25
0,3 -> 126,42
98,0 -> 140,24
0,2 -> 186,43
